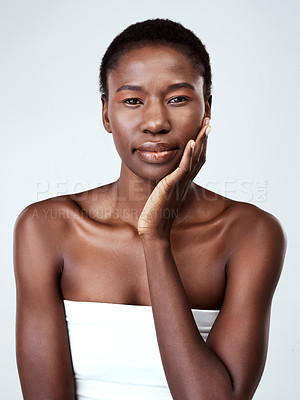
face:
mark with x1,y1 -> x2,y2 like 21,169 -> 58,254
102,45 -> 211,182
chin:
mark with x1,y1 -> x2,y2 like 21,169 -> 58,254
130,162 -> 178,182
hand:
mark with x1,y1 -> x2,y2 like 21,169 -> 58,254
137,118 -> 211,239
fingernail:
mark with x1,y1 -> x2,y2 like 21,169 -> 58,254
190,140 -> 195,149
205,126 -> 211,136
205,118 -> 210,125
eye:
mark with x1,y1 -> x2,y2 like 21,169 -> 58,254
123,98 -> 143,106
168,96 -> 189,104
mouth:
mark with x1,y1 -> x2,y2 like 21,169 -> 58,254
135,142 -> 179,164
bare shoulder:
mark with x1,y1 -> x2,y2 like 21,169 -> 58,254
15,194 -> 81,232
13,195 -> 85,287
198,185 -> 286,244
227,199 -> 286,248
222,199 -> 287,297
194,185 -> 286,276
14,182 -> 115,248
13,195 -> 84,265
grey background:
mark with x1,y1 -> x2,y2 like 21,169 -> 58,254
1,0 -> 299,398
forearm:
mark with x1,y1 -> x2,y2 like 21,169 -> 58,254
141,236 -> 235,400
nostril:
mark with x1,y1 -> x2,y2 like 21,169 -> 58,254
142,128 -> 169,134
140,112 -> 171,134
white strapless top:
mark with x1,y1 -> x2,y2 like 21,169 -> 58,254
63,300 -> 219,400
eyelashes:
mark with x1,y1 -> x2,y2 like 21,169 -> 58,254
168,96 -> 189,104
122,96 -> 189,106
123,98 -> 143,106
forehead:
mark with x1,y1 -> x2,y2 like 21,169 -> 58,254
107,45 -> 203,94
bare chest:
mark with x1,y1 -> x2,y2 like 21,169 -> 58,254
60,220 -> 229,309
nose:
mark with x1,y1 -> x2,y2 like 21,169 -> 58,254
140,99 -> 171,134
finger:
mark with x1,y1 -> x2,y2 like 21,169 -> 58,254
191,136 -> 208,180
189,140 -> 195,171
193,118 -> 210,152
178,139 -> 194,172
191,126 -> 210,171
198,117 -> 210,138
164,139 -> 194,188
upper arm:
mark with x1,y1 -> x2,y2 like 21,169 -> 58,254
206,208 -> 286,400
13,204 -> 75,400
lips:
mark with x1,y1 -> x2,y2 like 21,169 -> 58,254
135,142 -> 178,152
135,142 -> 179,164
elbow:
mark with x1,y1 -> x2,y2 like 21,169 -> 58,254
170,379 -> 252,400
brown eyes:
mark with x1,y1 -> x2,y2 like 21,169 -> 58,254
168,96 -> 189,104
123,96 -> 189,106
123,98 -> 143,105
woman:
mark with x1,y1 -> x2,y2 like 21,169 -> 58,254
14,18 -> 286,400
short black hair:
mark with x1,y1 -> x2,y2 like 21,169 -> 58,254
99,18 -> 212,100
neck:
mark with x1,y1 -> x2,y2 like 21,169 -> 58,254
110,162 -> 199,229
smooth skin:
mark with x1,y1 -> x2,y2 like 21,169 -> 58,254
14,45 -> 286,400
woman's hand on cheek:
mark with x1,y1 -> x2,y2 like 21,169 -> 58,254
137,118 -> 211,240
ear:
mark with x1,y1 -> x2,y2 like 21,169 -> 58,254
204,95 -> 212,119
101,94 -> 112,133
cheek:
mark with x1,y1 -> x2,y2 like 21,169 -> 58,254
110,103 -> 139,129
110,114 -> 137,160
111,131 -> 129,160
173,106 -> 204,140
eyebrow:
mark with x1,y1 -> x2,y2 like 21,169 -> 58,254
116,82 -> 196,93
